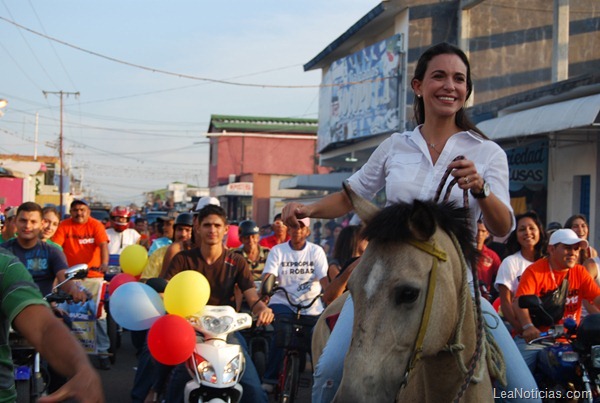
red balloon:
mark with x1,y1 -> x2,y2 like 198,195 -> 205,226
226,225 -> 242,248
148,314 -> 196,365
492,297 -> 501,312
108,273 -> 137,296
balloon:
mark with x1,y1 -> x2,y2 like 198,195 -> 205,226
119,244 -> 148,276
492,297 -> 501,313
110,282 -> 165,330
226,225 -> 242,248
148,314 -> 196,365
108,273 -> 137,296
164,271 -> 211,318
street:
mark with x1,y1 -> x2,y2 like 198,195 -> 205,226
98,330 -> 314,402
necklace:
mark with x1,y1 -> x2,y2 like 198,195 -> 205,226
426,142 -> 442,155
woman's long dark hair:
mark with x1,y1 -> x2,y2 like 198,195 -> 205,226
331,225 -> 364,268
564,214 -> 591,263
411,42 -> 487,139
505,211 -> 547,259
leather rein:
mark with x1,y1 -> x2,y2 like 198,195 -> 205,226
398,156 -> 486,403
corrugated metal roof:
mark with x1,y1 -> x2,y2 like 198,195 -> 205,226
209,114 -> 318,134
477,93 -> 600,141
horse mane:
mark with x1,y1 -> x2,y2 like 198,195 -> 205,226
361,199 -> 479,268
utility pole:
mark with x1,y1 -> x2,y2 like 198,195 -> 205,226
43,90 -> 80,217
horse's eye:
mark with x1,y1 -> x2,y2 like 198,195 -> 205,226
394,286 -> 420,305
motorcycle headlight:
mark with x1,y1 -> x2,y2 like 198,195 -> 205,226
560,351 -> 579,363
591,345 -> 600,369
222,355 -> 243,384
201,315 -> 234,335
197,359 -> 218,384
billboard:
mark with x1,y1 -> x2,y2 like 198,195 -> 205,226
317,34 -> 403,152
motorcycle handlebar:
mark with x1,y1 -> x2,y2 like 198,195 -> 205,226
45,291 -> 74,304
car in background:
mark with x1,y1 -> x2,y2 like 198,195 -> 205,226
144,210 -> 168,225
90,208 -> 110,227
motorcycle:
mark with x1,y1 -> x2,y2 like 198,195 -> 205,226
184,305 -> 252,403
519,295 -> 600,402
11,264 -> 88,403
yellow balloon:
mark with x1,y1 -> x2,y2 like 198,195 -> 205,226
119,245 -> 148,276
164,271 -> 211,318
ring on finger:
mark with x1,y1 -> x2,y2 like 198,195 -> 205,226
464,176 -> 470,184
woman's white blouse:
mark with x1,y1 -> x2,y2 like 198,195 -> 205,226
346,126 -> 514,235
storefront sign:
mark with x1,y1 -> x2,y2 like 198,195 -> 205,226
505,139 -> 548,191
214,182 -> 253,196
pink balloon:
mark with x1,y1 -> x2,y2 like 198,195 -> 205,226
148,314 -> 196,365
226,225 -> 242,248
108,273 -> 137,296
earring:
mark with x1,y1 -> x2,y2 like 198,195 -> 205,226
416,94 -> 422,98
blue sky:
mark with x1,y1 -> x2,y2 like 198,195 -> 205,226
1,1 -> 380,205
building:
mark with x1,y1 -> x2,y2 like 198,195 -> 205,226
206,114 -> 331,225
290,0 -> 600,244
0,154 -> 62,211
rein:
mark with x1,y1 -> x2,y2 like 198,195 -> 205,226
399,156 -> 487,403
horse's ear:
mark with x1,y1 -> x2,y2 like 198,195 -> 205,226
342,181 -> 380,224
408,200 -> 436,241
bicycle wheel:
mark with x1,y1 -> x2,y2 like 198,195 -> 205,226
252,349 -> 267,382
15,379 -> 31,403
278,354 -> 299,403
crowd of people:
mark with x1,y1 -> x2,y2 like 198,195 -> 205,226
0,41 -> 599,402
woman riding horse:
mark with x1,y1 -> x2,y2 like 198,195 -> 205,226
282,42 -> 539,402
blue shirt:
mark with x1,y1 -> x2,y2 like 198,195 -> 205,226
0,239 -> 68,296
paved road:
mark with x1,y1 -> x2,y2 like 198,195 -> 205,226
98,330 -> 314,402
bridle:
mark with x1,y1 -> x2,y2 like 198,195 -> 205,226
400,239 -> 447,384
398,155 -> 486,403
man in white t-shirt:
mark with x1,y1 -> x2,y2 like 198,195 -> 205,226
260,216 -> 328,391
106,205 -> 141,255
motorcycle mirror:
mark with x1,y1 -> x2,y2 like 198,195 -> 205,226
518,294 -> 543,309
65,264 -> 88,279
261,275 -> 276,297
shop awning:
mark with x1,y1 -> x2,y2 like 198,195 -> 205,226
477,93 -> 600,141
279,172 -> 352,191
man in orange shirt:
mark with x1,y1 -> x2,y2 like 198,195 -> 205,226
52,200 -> 109,273
52,199 -> 111,369
514,228 -> 600,371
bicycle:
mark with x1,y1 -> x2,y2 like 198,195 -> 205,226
264,284 -> 322,403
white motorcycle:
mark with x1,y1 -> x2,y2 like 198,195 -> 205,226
184,305 -> 252,403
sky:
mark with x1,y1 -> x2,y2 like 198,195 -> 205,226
0,0 -> 380,206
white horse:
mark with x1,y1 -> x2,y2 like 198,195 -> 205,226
331,185 -> 495,402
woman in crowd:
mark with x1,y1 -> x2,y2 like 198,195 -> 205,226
41,206 -> 63,250
322,225 -> 368,305
282,42 -> 538,402
494,211 -> 547,333
565,214 -> 598,264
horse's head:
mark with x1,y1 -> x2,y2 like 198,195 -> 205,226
333,183 -> 478,402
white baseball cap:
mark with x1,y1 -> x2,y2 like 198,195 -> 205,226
195,196 -> 220,212
549,228 -> 589,249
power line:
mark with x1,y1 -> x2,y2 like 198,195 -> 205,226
0,15 -> 396,89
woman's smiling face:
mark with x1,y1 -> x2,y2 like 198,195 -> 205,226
516,216 -> 540,250
570,217 -> 588,240
412,53 -> 468,121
